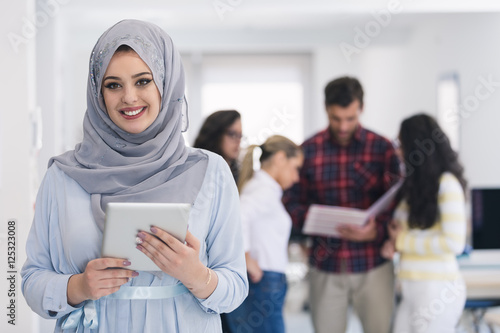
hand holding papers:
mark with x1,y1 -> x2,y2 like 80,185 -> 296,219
303,205 -> 367,238
302,180 -> 403,238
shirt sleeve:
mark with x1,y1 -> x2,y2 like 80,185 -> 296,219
21,167 -> 83,319
283,145 -> 313,241
239,188 -> 260,253
396,174 -> 466,255
196,157 -> 249,314
374,141 -> 402,243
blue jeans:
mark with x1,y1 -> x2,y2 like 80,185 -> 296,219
225,271 -> 287,333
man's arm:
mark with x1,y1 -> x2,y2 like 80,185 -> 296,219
373,142 -> 403,242
338,141 -> 401,242
283,155 -> 312,241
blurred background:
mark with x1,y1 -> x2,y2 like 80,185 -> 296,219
2,1 -> 500,332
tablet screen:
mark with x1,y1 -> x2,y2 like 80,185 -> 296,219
102,202 -> 191,271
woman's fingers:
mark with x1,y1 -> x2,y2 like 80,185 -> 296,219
82,258 -> 139,300
136,230 -> 173,263
95,270 -> 139,299
136,241 -> 168,271
88,257 -> 132,270
86,278 -> 127,300
144,227 -> 183,252
136,226 -> 198,260
87,258 -> 137,281
136,227 -> 203,284
185,229 -> 200,251
250,267 -> 263,283
249,271 -> 262,283
102,267 -> 138,281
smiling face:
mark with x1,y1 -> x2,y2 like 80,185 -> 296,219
102,50 -> 161,134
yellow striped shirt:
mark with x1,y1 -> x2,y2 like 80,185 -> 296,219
395,172 -> 466,280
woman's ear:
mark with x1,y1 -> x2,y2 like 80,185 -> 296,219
272,150 -> 287,167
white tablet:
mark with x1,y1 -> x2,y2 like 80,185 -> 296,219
102,202 -> 191,271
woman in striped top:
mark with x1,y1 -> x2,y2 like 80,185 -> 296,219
381,113 -> 467,333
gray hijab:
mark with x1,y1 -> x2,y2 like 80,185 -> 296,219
49,19 -> 208,230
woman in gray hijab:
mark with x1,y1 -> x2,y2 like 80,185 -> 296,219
21,19 -> 248,332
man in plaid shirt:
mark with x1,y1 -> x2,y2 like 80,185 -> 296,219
283,77 -> 401,333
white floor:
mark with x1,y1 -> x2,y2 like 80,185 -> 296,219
285,308 -> 363,333
283,262 -> 364,333
284,309 -> 500,333
282,258 -> 500,333
284,297 -> 500,333
283,244 -> 500,333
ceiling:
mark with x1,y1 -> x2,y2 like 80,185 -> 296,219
57,0 -> 500,32
41,0 -> 500,53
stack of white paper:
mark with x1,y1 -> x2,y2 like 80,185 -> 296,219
302,180 -> 403,238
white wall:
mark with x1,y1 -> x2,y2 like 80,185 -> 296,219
358,23 -> 438,140
0,1 -> 38,332
40,13 -> 500,186
434,14 -> 500,187
308,14 -> 499,188
36,12 -> 63,182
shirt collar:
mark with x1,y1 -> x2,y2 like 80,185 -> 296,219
324,124 -> 365,146
255,169 -> 283,196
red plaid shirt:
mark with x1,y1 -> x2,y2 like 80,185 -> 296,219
283,125 -> 401,273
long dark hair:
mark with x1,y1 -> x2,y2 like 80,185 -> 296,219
193,110 -> 241,157
399,113 -> 467,229
193,110 -> 241,179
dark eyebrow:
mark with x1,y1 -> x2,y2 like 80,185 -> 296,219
103,72 -> 152,82
132,72 -> 153,79
103,76 -> 120,82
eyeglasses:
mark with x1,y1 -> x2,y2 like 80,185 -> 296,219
225,130 -> 243,141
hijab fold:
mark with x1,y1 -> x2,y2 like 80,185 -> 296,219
50,19 -> 208,231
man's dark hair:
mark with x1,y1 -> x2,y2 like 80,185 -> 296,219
324,76 -> 364,108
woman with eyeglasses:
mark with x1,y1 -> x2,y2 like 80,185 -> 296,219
194,110 -> 242,182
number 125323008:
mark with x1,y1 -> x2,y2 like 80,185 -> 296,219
7,220 -> 16,270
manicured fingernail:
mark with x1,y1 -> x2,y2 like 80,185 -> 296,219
136,245 -> 143,251
150,226 -> 158,234
135,236 -> 143,244
132,271 -> 139,277
123,260 -> 131,266
137,232 -> 146,240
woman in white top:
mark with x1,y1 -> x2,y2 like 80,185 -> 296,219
381,113 -> 467,333
225,135 -> 303,333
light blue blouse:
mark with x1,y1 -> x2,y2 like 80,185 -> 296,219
21,150 -> 248,333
